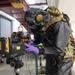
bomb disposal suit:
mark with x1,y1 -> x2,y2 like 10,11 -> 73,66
24,7 -> 73,75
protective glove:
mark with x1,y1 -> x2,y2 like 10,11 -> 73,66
24,43 -> 39,54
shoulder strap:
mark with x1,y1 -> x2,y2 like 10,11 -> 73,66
42,14 -> 63,31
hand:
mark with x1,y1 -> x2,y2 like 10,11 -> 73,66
24,43 -> 39,54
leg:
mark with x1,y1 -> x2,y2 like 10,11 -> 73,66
57,57 -> 72,75
69,69 -> 72,75
45,54 -> 55,75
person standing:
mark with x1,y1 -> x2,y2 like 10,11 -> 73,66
24,7 -> 73,75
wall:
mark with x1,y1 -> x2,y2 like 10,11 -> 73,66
12,20 -> 20,32
0,10 -> 28,38
47,0 -> 59,7
0,11 -> 21,38
58,0 -> 75,37
0,15 -> 12,38
58,0 -> 75,22
71,22 -> 75,38
0,10 -> 16,38
47,0 -> 75,37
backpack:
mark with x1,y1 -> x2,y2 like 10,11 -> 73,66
42,6 -> 71,31
42,6 -> 75,58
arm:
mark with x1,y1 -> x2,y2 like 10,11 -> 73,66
44,21 -> 71,54
24,21 -> 71,55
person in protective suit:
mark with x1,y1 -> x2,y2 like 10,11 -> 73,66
24,6 -> 73,75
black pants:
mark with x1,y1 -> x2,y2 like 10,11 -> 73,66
46,54 -> 72,75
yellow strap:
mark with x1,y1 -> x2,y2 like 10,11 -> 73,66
0,42 -> 2,50
42,15 -> 63,31
6,38 -> 10,53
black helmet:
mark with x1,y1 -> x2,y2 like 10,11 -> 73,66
24,8 -> 50,29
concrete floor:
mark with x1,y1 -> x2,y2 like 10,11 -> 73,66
0,54 -> 75,75
0,63 -> 75,75
0,54 -> 36,75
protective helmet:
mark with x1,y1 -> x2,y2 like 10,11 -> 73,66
24,8 -> 50,29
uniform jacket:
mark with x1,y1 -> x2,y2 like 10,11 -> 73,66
34,21 -> 71,54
